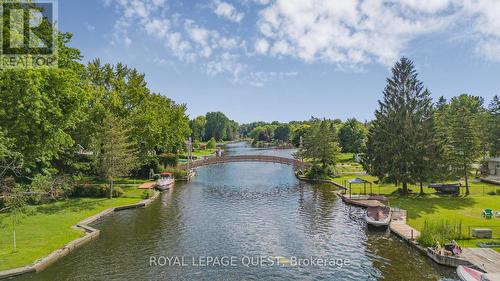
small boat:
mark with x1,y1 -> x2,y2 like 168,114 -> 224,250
456,266 -> 483,281
156,172 -> 174,191
365,206 -> 391,227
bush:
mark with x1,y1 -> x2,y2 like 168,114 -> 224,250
159,153 -> 179,167
112,186 -> 124,198
72,184 -> 124,198
306,164 -> 337,179
142,189 -> 153,199
206,138 -> 217,149
417,219 -> 464,247
134,155 -> 161,178
486,189 -> 500,196
162,167 -> 188,179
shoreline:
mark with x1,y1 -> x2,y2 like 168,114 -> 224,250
335,192 -> 500,274
0,191 -> 160,280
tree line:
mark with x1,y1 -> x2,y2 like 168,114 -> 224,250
0,32 -> 191,202
241,118 -> 368,153
189,112 -> 239,143
364,58 -> 498,195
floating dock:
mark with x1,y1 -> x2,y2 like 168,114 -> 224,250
138,182 -> 156,189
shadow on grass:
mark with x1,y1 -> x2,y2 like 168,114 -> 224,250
391,195 -> 477,220
35,198 -> 110,215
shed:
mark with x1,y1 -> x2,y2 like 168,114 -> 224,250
486,157 -> 500,176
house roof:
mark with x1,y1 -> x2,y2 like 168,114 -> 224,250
348,177 -> 370,184
488,157 -> 500,162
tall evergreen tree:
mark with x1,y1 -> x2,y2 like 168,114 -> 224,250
438,94 -> 483,195
488,95 -> 500,157
364,58 -> 435,194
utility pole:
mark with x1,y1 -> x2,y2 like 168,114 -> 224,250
299,136 -> 304,173
186,137 -> 192,171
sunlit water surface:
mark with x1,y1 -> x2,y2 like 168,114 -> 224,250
14,142 -> 457,281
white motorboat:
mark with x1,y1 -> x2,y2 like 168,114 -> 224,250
457,266 -> 484,281
365,206 -> 391,227
156,172 -> 174,191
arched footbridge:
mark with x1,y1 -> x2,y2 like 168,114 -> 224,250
181,155 -> 310,170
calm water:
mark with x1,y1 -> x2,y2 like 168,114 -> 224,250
14,142 -> 457,281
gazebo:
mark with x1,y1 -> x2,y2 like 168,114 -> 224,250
345,177 -> 373,198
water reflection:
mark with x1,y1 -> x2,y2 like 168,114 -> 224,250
13,142 -> 457,281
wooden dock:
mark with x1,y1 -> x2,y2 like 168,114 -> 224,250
337,192 -> 500,274
138,182 -> 156,189
389,209 -> 420,241
461,248 -> 500,273
337,193 -> 386,208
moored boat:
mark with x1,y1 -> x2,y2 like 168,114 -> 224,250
365,206 -> 391,227
156,172 -> 174,191
456,266 -> 484,281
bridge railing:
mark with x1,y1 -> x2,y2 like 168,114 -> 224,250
180,155 -> 309,170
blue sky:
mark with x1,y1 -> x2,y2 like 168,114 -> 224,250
59,0 -> 500,123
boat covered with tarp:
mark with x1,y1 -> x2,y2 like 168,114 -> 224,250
365,206 -> 391,227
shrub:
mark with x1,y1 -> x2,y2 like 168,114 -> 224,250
206,138 -> 217,149
159,153 -> 179,167
162,167 -> 188,179
417,219 -> 463,247
71,184 -> 124,198
486,189 -> 500,195
142,189 -> 153,199
306,164 -> 337,179
134,155 -> 161,178
112,186 -> 124,198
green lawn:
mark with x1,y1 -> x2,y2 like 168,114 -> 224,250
331,173 -> 499,196
79,177 -> 149,185
0,186 -> 144,271
330,173 -> 500,251
192,148 -> 217,157
390,195 -> 500,251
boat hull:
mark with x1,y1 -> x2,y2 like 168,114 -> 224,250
457,266 -> 483,281
365,214 -> 391,227
155,179 -> 174,191
365,206 -> 391,227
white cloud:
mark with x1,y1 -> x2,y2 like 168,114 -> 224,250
212,0 -> 245,23
105,0 -> 500,82
254,38 -> 269,54
257,0 -> 457,66
246,71 -> 299,87
255,0 -> 500,66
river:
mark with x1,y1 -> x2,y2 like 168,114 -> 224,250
14,142 -> 458,281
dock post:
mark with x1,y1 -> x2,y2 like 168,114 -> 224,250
411,229 -> 413,240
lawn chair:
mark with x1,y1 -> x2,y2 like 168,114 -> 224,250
483,209 -> 493,219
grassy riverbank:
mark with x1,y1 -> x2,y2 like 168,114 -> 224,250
327,170 -> 500,251
391,195 -> 500,251
0,185 -> 145,271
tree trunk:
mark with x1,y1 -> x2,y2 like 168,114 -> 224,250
464,164 -> 470,195
13,228 -> 16,252
402,181 -> 408,195
109,178 -> 114,199
419,181 -> 424,195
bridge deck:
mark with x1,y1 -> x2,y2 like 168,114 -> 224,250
180,155 -> 309,170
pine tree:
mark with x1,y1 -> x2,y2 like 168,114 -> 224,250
364,58 -> 435,194
439,95 -> 483,195
300,120 -> 340,169
97,115 -> 138,198
488,96 -> 500,157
